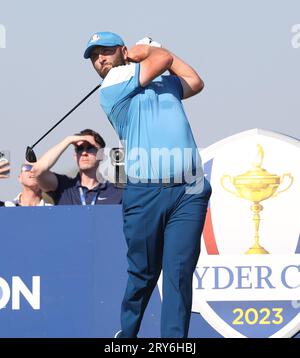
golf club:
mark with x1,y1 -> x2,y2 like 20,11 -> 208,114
26,83 -> 101,162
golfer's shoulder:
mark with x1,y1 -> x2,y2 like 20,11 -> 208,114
101,63 -> 138,89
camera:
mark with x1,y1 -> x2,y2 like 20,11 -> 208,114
109,148 -> 125,188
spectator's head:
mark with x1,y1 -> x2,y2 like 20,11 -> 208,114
18,163 -> 40,192
74,129 -> 106,172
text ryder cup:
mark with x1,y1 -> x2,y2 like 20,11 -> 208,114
0,276 -> 40,310
195,265 -> 300,289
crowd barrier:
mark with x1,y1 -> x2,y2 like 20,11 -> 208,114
0,205 -> 221,338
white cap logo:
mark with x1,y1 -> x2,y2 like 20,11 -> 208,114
90,34 -> 100,43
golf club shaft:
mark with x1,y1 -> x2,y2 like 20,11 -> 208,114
31,83 -> 101,149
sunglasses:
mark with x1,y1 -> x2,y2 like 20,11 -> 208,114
21,164 -> 33,172
75,145 -> 98,155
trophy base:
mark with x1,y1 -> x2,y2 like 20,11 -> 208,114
245,246 -> 269,255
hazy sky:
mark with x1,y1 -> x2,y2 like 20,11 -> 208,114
0,0 -> 299,199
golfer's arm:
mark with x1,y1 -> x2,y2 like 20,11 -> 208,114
128,45 -> 173,87
168,53 -> 204,99
31,136 -> 75,191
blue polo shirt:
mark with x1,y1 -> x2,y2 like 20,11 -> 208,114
48,173 -> 123,205
99,62 -> 203,182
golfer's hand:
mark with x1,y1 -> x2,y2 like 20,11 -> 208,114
0,160 -> 10,178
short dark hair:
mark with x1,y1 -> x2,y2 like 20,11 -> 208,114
75,129 -> 106,148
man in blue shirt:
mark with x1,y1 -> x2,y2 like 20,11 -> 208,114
31,128 -> 122,205
84,32 -> 212,337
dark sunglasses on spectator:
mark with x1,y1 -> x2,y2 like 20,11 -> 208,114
75,145 -> 98,155
21,164 -> 33,172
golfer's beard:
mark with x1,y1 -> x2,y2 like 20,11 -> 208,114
100,57 -> 126,78
100,65 -> 112,78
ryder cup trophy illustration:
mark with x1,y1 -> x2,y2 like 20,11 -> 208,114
221,144 -> 293,254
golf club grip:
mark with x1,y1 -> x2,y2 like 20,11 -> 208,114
31,84 -> 101,148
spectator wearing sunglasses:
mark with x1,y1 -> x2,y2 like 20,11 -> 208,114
31,128 -> 122,205
4,164 -> 53,207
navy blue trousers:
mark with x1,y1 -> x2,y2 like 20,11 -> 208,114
120,178 -> 212,338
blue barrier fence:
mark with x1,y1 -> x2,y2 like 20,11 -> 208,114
0,206 -> 298,338
0,206 -> 219,338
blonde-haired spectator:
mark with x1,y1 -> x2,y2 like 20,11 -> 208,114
4,163 -> 53,207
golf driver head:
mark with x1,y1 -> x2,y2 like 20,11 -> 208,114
26,146 -> 37,163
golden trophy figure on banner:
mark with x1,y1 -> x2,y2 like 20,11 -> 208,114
221,144 -> 293,254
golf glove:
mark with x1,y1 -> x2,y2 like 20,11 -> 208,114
136,37 -> 162,48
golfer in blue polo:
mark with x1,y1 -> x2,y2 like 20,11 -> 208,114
84,31 -> 212,338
